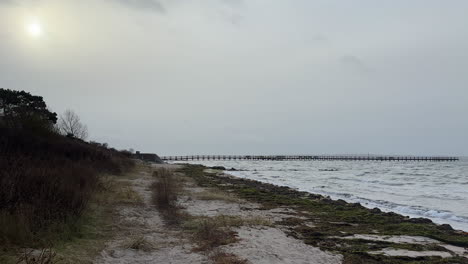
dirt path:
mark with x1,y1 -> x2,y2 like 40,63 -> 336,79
94,163 -> 343,264
95,164 -> 208,264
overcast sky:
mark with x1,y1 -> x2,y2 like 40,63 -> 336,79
1,0 -> 467,155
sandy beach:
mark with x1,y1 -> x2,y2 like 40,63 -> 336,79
89,162 -> 468,263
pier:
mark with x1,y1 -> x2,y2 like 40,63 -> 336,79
161,155 -> 459,162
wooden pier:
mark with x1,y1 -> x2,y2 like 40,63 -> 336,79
161,155 -> 459,162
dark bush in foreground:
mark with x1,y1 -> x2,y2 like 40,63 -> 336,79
0,126 -> 134,246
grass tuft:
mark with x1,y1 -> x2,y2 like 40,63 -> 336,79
192,219 -> 239,251
123,235 -> 155,252
210,250 -> 248,264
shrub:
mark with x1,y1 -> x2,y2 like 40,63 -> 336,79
151,168 -> 178,210
151,168 -> 184,224
192,219 -> 239,251
0,125 -> 133,246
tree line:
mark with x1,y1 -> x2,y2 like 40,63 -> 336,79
0,88 -> 88,140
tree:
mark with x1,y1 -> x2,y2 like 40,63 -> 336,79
0,88 -> 58,129
57,110 -> 89,140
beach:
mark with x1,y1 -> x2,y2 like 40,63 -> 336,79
91,162 -> 468,263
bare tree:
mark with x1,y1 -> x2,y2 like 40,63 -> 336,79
57,109 -> 88,140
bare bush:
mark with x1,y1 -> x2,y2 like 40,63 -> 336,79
57,109 -> 88,140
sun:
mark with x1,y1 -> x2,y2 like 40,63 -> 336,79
26,22 -> 43,37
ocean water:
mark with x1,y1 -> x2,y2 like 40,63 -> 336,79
174,158 -> 468,231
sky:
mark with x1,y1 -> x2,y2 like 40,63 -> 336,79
1,0 -> 467,156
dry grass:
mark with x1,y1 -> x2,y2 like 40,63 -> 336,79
183,215 -> 271,251
16,248 -> 60,264
116,186 -> 143,204
194,190 -> 241,203
183,214 -> 272,251
244,216 -> 273,227
151,168 -> 183,225
191,219 -> 239,251
48,169 -> 139,264
210,251 -> 248,264
97,176 -> 143,205
123,235 -> 155,252
151,168 -> 178,209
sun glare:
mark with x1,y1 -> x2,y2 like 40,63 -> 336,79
26,22 -> 43,37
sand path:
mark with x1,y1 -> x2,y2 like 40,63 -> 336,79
95,165 -> 208,264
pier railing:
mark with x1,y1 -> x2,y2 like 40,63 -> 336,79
161,155 -> 459,162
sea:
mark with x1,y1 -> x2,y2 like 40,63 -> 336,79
174,158 -> 468,231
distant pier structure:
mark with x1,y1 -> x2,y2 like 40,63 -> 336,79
161,155 -> 459,162
133,151 -> 164,163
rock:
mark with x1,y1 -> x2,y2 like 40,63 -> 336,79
211,166 -> 226,170
308,193 -> 323,199
407,218 -> 433,224
309,231 -> 324,237
370,208 -> 382,214
438,224 -> 454,231
335,199 -> 348,206
384,212 -> 401,218
349,202 -> 363,208
228,167 -> 238,171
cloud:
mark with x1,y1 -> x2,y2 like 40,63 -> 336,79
111,0 -> 165,13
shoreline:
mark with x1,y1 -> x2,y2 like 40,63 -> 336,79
173,160 -> 468,232
192,165 -> 468,233
226,170 -> 468,232
179,164 -> 468,262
